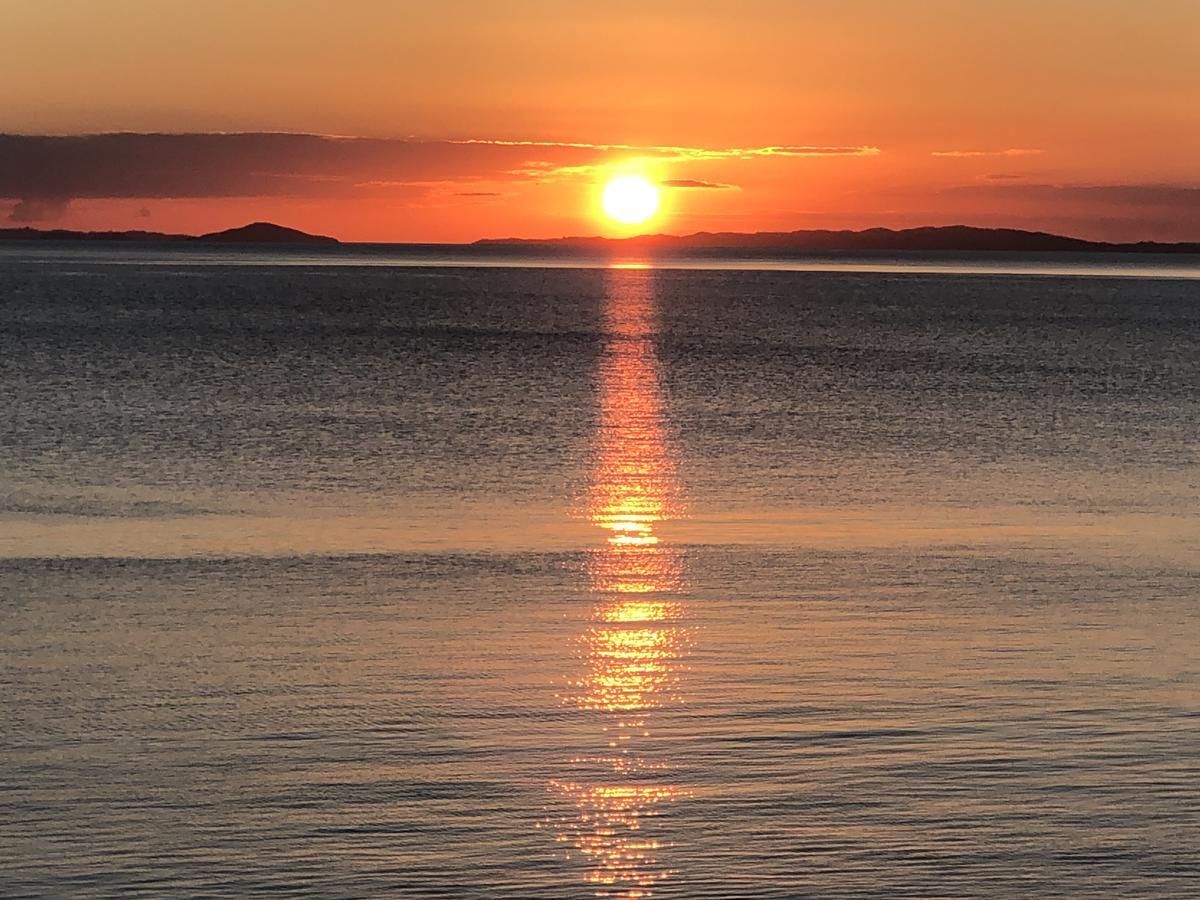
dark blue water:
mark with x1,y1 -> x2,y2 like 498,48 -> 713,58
2,249 -> 1198,897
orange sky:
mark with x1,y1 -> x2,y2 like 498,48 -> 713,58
3,1 -> 1198,241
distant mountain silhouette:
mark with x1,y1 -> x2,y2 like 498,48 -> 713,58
196,222 -> 338,244
475,225 -> 1200,254
0,221 -> 338,245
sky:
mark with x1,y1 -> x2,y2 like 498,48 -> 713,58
2,0 -> 1198,242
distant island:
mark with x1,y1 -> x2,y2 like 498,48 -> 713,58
0,221 -> 338,245
475,225 -> 1200,255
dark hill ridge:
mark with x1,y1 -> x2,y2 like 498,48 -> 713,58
196,222 -> 338,244
474,225 -> 1200,254
0,221 -> 338,244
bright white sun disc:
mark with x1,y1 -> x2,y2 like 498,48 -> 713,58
602,176 -> 660,225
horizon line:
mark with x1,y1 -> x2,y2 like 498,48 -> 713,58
5,220 -> 1200,250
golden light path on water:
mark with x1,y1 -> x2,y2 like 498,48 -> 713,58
549,267 -> 692,897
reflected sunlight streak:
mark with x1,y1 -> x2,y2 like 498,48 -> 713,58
549,267 -> 692,898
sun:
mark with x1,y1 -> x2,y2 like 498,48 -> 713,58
601,175 -> 660,226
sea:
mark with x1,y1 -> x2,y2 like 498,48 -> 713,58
1,243 -> 1198,898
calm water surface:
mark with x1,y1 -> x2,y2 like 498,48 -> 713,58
1,250 -> 1198,897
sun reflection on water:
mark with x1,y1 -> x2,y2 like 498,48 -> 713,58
549,267 -> 691,898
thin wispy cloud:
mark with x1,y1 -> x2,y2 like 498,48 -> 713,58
454,138 -> 880,160
737,146 -> 880,158
662,179 -> 737,190
489,140 -> 878,182
932,148 -> 1045,158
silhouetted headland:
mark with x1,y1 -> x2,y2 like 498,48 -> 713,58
474,225 -> 1200,254
197,222 -> 338,244
0,221 -> 338,245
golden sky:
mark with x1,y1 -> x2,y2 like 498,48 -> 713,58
3,0 -> 1198,241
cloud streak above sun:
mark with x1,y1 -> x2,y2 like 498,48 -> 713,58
662,179 -> 737,190
931,148 -> 1045,158
451,138 -> 880,160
